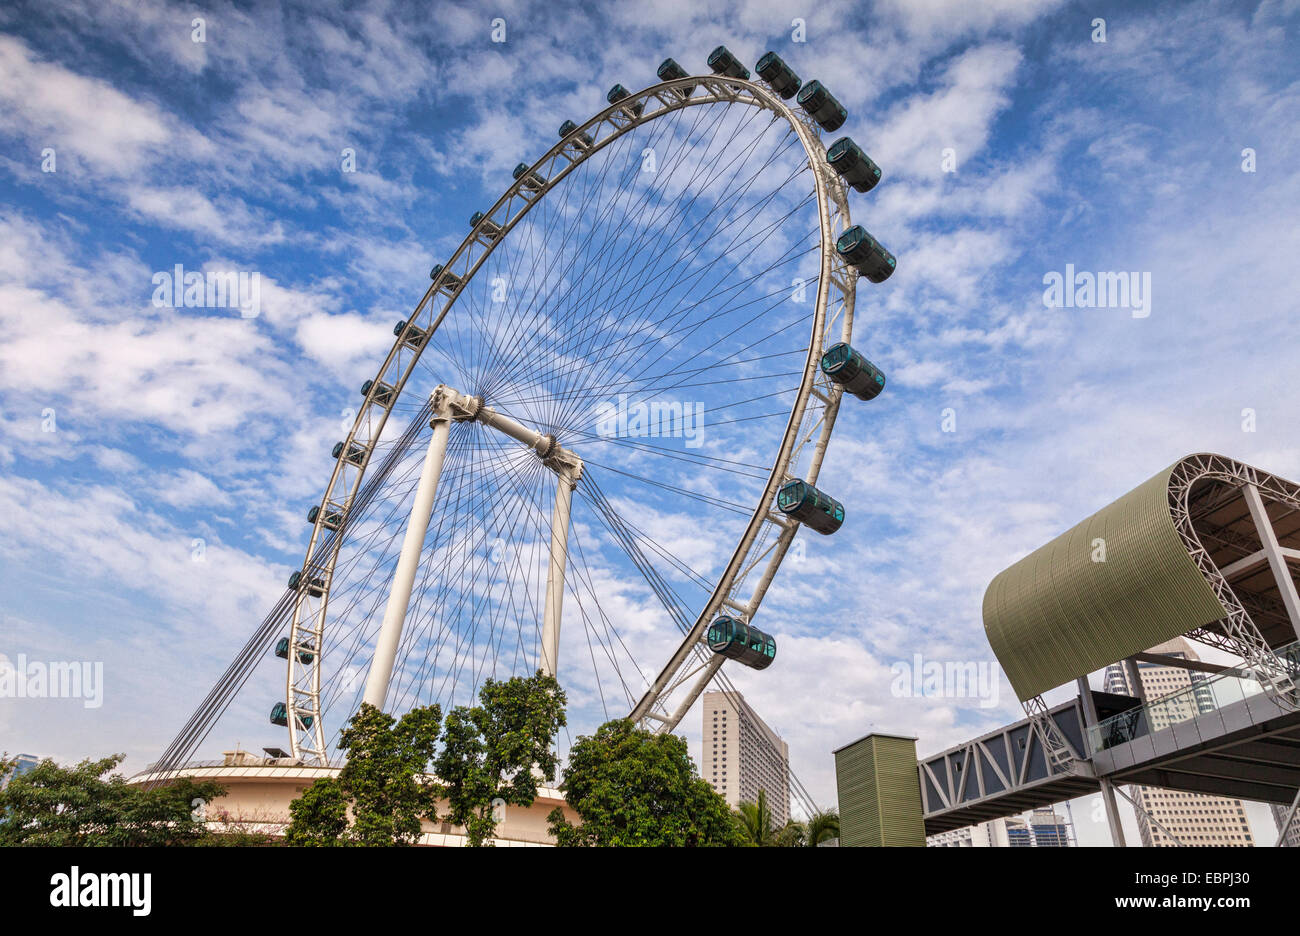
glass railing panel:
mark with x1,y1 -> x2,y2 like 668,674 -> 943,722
1087,639 -> 1299,754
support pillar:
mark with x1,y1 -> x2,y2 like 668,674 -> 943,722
540,464 -> 580,678
1123,657 -> 1147,703
1243,483 -> 1300,642
1078,675 -> 1127,847
363,401 -> 452,710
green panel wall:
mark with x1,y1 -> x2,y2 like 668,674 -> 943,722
834,734 -> 925,847
983,461 -> 1229,701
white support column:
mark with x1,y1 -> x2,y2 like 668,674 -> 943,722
1243,483 -> 1300,641
1123,658 -> 1147,703
1077,675 -> 1100,727
539,464 -> 579,678
1100,779 -> 1128,847
363,400 -> 452,711
1078,675 -> 1126,847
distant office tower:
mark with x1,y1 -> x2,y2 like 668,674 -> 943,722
1029,807 -> 1073,846
927,825 -> 975,847
928,809 -> 1072,847
702,690 -> 790,827
1103,638 -> 1255,847
1271,803 -> 1300,848
928,816 -> 1024,847
1004,815 -> 1033,846
1,753 -> 39,790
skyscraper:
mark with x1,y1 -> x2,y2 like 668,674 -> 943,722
928,809 -> 1073,847
1,753 -> 39,790
1029,807 -> 1073,846
1103,638 -> 1255,847
702,690 -> 790,827
1271,803 -> 1300,848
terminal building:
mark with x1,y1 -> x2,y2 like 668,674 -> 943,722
834,454 -> 1300,847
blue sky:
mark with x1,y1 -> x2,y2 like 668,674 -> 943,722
1,0 -> 1299,845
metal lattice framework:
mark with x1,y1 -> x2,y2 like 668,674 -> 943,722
279,71 -> 866,765
1169,453 -> 1300,709
1017,452 -> 1300,774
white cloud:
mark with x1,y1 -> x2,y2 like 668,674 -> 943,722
0,34 -> 174,176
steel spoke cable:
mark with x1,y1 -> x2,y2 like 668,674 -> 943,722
522,132 -> 810,422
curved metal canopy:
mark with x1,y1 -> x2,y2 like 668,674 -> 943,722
984,453 -> 1300,701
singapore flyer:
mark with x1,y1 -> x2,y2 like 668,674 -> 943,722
3,0 -> 1298,913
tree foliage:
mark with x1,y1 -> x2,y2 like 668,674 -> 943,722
285,702 -> 443,846
547,719 -> 747,847
778,808 -> 840,847
434,670 -> 566,846
284,777 -> 350,846
285,672 -> 565,846
0,753 -> 224,846
734,789 -> 779,847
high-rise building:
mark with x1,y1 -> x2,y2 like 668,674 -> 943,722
702,690 -> 790,827
1029,807 -> 1073,846
1271,803 -> 1300,848
1103,638 -> 1255,847
928,809 -> 1073,847
1,753 -> 39,790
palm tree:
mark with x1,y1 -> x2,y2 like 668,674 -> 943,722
733,789 -> 779,846
801,808 -> 840,846
777,808 -> 840,847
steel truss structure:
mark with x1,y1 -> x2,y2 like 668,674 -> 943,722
1017,453 -> 1300,778
1168,453 -> 1300,708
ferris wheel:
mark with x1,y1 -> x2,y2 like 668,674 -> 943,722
264,47 -> 896,767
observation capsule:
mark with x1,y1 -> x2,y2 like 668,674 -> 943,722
835,225 -> 895,283
332,440 -> 365,465
274,637 -> 315,665
796,80 -> 847,132
269,702 -> 313,729
707,45 -> 750,80
558,120 -> 594,149
755,51 -> 801,99
287,570 -> 325,595
826,137 -> 882,193
776,479 -> 844,534
820,342 -> 886,401
430,264 -> 462,290
306,504 -> 342,530
657,57 -> 696,97
360,379 -> 395,407
513,162 -> 545,191
394,319 -> 427,346
470,211 -> 502,241
607,84 -> 644,116
706,616 -> 776,670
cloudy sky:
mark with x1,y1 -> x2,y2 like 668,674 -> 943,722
1,0 -> 1298,845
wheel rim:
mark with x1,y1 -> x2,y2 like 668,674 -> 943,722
285,75 -> 858,763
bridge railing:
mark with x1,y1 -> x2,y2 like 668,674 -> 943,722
1088,640 -> 1300,754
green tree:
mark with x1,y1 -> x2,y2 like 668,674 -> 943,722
0,754 -> 224,846
284,777 -> 349,846
285,702 -> 444,846
285,672 -> 564,846
434,670 -> 567,846
548,719 -> 747,847
734,789 -> 779,846
777,808 -> 840,847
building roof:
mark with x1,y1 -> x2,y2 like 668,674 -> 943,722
983,453 -> 1300,701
